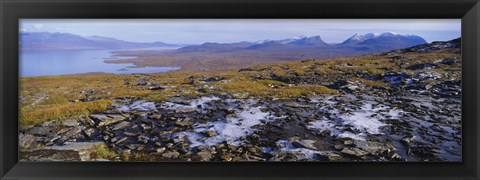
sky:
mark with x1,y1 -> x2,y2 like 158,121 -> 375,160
20,19 -> 461,44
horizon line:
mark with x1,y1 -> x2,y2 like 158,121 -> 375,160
19,31 -> 461,45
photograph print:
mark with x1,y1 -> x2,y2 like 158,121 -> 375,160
18,19 -> 462,162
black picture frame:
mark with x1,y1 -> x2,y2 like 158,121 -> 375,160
1,0 -> 479,179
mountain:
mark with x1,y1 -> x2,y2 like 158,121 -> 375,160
393,37 -> 460,53
21,31 -> 429,59
175,33 -> 427,54
248,36 -> 328,50
342,33 -> 380,45
177,42 -> 254,53
341,32 -> 427,51
287,36 -> 328,46
20,32 -> 178,50
248,40 -> 287,50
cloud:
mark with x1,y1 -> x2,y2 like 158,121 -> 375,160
33,24 -> 44,29
54,26 -> 69,31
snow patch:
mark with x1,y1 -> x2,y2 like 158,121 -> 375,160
172,132 -> 207,147
275,140 -> 320,159
118,100 -> 156,112
308,100 -> 404,140
194,105 -> 273,146
172,99 -> 279,148
338,131 -> 366,140
271,140 -> 337,160
164,96 -> 220,113
307,120 -> 337,136
340,103 -> 391,134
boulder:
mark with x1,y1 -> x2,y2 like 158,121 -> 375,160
175,118 -> 194,127
148,86 -> 165,91
203,130 -> 217,137
19,133 -> 37,149
59,126 -> 85,141
167,97 -> 191,105
156,147 -> 166,153
441,57 -> 457,65
220,153 -> 233,161
138,135 -> 150,144
162,151 -> 180,159
27,126 -> 54,136
407,63 -> 438,70
83,128 -> 98,138
200,76 -> 225,83
270,151 -> 309,161
114,137 -> 128,144
196,151 -> 213,161
110,121 -> 131,131
401,136 -> 417,144
20,142 -> 105,161
60,120 -> 80,127
149,114 -> 163,120
89,114 -> 128,127
321,153 -> 343,161
284,102 -> 313,108
175,107 -> 197,113
341,147 -> 369,157
353,141 -> 395,155
290,138 -> 318,150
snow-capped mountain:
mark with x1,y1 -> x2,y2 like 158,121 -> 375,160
342,33 -> 381,45
342,32 -> 427,47
287,36 -> 328,46
21,32 -> 429,59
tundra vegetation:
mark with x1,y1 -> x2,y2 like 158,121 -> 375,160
19,38 -> 462,162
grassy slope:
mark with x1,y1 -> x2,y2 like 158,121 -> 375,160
19,49 -> 460,126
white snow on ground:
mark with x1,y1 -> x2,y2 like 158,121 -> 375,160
118,100 -> 156,112
274,140 -> 321,159
164,96 -> 220,113
308,100 -> 404,140
340,103 -> 399,134
195,106 -> 272,146
337,131 -> 366,140
265,140 -> 337,160
171,98 -> 280,148
172,132 -> 207,147
307,120 -> 337,136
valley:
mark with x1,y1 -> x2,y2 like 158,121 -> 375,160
106,32 -> 428,72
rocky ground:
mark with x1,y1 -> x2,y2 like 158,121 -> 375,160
19,38 -> 462,162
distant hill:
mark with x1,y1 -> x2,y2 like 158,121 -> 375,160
287,36 -> 328,46
175,32 -> 427,54
108,34 -> 444,73
177,42 -> 254,53
21,31 -> 427,54
246,36 -> 328,50
340,32 -> 428,52
20,32 -> 179,50
391,37 -> 460,53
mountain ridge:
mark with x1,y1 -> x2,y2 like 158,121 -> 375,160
20,32 -> 179,50
176,32 -> 427,53
21,32 -> 428,52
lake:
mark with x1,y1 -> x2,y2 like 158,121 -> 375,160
20,48 -> 180,77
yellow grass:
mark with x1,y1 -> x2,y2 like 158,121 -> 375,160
20,100 -> 111,126
90,143 -> 119,160
19,49 -> 457,125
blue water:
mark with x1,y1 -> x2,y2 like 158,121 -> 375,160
20,48 -> 180,77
